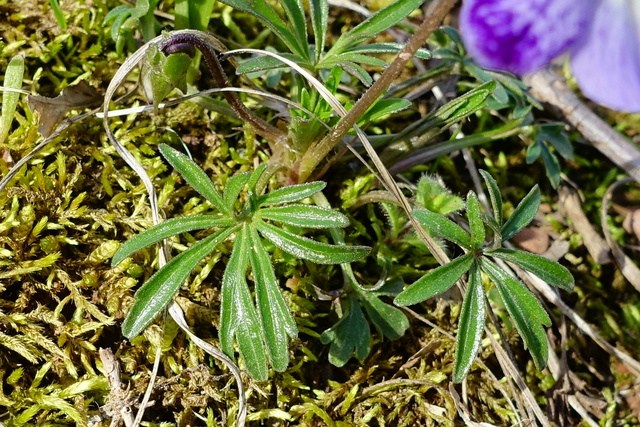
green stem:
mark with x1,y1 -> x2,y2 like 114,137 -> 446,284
297,0 -> 459,182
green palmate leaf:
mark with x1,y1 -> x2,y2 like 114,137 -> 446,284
453,262 -> 485,382
358,289 -> 409,340
220,225 -> 269,380
466,192 -> 485,249
112,216 -> 234,266
395,253 -> 474,306
258,181 -> 326,206
412,209 -> 471,250
246,163 -> 268,192
487,248 -> 574,291
248,225 -> 297,372
222,171 -> 251,211
310,0 -> 328,62
479,170 -> 503,226
256,220 -> 370,264
320,296 -> 370,367
501,185 -> 540,242
159,144 -> 229,215
259,205 -> 350,228
122,226 -> 238,338
0,54 -> 24,145
481,258 -> 550,370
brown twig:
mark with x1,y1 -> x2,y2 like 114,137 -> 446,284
558,185 -> 612,265
524,68 -> 640,183
297,0 -> 459,182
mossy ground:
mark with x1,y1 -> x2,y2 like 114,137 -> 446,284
1,0 -> 639,425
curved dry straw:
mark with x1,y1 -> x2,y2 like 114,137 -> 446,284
102,30 -> 249,427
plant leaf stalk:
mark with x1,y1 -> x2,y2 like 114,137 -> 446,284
297,0 -> 459,183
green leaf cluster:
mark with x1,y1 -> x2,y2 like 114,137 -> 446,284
526,123 -> 574,188
229,0 -> 429,82
112,144 -> 370,380
395,170 -> 574,382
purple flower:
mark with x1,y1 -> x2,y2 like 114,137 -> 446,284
460,0 -> 640,112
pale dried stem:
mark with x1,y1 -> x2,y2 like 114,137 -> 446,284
524,68 -> 640,183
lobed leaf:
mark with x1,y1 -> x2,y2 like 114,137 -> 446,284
219,225 -> 269,380
453,262 -> 485,382
432,81 -> 496,126
395,253 -> 474,306
487,248 -> 574,291
501,185 -> 540,242
159,144 -> 229,215
415,175 -> 464,215
321,52 -> 388,69
259,205 -> 350,228
121,226 -> 237,338
112,215 -> 234,266
320,296 -> 371,367
256,220 -> 370,264
358,289 -> 409,340
335,61 -> 373,86
412,209 -> 471,249
481,258 -> 550,370
248,225 -> 297,371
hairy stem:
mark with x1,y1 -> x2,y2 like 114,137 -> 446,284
297,0 -> 458,182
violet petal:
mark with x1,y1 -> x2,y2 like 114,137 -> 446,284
571,0 -> 640,112
460,0 -> 597,75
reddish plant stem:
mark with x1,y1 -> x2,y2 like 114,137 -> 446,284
297,0 -> 458,182
160,32 -> 286,145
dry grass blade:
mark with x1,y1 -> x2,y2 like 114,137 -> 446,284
449,384 -> 500,427
559,185 -> 612,265
600,177 -> 640,293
